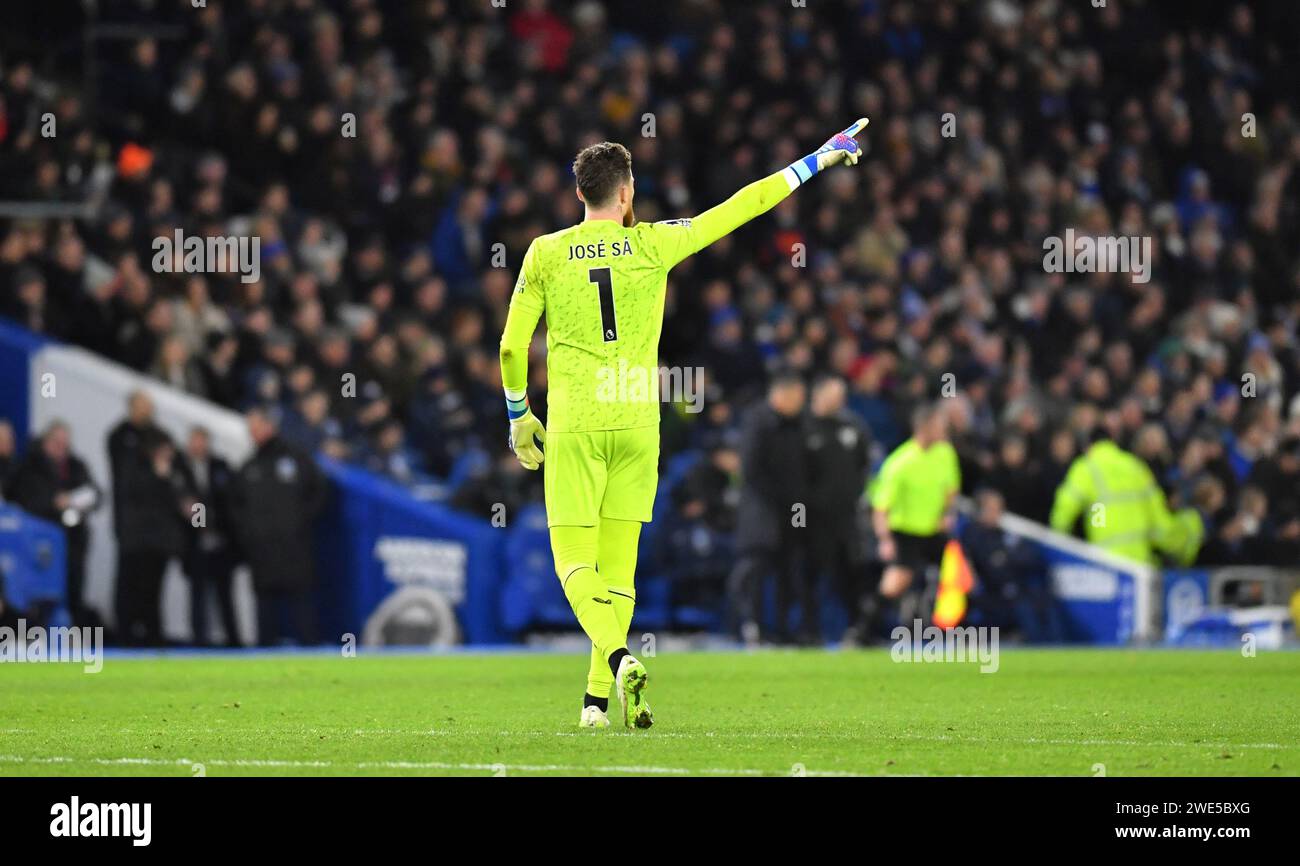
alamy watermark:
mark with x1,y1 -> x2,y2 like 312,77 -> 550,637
50,796 -> 151,846
151,229 -> 261,284
1043,228 -> 1151,284
0,619 -> 103,672
890,618 -> 999,673
596,360 -> 704,413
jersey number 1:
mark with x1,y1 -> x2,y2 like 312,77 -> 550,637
589,267 -> 618,342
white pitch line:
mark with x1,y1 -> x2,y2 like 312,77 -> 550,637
0,754 -> 860,777
0,727 -> 1289,751
545,731 -> 1291,750
889,733 -> 1289,750
0,755 -> 335,768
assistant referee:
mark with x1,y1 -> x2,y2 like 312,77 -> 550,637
868,402 -> 961,628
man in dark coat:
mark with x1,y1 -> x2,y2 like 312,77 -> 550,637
8,420 -> 102,626
178,425 -> 242,647
232,405 -> 326,646
962,488 -> 1062,643
805,375 -> 873,645
106,389 -> 164,533
114,432 -> 189,646
727,371 -> 811,645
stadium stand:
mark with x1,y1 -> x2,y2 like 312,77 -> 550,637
2,0 -> 1299,642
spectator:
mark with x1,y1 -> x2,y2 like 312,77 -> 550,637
963,488 -> 1062,643
281,388 -> 345,458
7,420 -> 101,627
672,444 -> 741,536
449,450 -> 539,524
983,434 -> 1041,520
664,443 -> 742,613
1037,429 -> 1079,520
198,331 -> 241,409
151,333 -> 207,397
1189,476 -> 1230,565
1245,435 -> 1300,564
360,418 -> 420,485
2,267 -> 49,334
1202,484 -> 1274,565
231,406 -> 326,646
170,277 -> 230,356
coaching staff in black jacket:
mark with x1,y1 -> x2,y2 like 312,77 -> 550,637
805,375 -> 873,644
115,432 -> 189,646
727,371 -> 811,646
179,426 -> 243,646
232,405 -> 326,646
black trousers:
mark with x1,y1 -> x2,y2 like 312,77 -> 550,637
728,537 -> 811,642
184,549 -> 240,647
811,525 -> 867,634
115,550 -> 169,646
65,529 -> 92,627
255,588 -> 319,647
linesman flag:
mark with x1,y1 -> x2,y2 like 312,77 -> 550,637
932,539 -> 975,629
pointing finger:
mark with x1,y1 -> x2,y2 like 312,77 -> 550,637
843,117 -> 870,138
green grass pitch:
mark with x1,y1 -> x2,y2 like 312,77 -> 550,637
1,649 -> 1296,776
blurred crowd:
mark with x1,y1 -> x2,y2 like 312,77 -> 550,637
2,0 -> 1300,599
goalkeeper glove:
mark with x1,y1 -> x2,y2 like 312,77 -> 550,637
783,118 -> 869,188
505,392 -> 545,470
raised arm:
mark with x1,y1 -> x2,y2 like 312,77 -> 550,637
655,118 -> 869,270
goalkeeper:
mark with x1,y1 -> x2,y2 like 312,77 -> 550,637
499,119 -> 869,729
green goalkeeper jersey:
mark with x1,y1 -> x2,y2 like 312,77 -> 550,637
500,171 -> 794,433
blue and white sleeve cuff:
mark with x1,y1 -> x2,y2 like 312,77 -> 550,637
505,387 -> 530,421
782,154 -> 819,190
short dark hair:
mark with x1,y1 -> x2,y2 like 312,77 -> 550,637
247,403 -> 282,428
811,373 -> 843,393
573,141 -> 631,207
142,429 -> 175,457
769,369 -> 804,392
911,401 -> 940,430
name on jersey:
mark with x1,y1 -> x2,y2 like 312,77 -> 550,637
568,239 -> 634,260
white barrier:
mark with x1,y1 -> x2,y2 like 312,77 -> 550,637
996,510 -> 1160,643
956,497 -> 1160,644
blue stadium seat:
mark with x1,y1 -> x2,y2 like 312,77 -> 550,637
0,504 -> 68,624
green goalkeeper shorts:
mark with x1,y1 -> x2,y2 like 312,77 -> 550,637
543,424 -> 660,527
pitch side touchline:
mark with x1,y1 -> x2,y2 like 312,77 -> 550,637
0,727 -> 1285,750
0,754 -> 864,776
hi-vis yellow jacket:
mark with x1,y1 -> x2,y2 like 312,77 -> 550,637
1050,440 -> 1202,566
